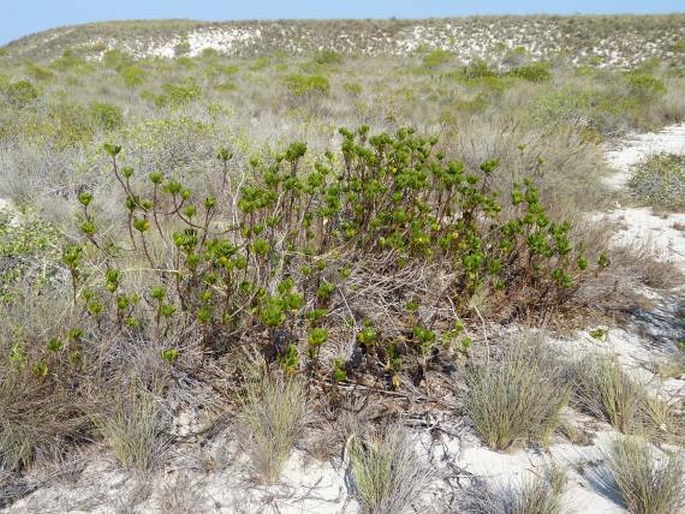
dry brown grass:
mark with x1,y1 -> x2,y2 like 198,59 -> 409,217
241,374 -> 307,484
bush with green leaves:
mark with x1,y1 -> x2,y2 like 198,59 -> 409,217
21,126 -> 601,389
89,102 -> 124,131
628,153 -> 685,211
4,80 -> 39,108
285,74 -> 330,97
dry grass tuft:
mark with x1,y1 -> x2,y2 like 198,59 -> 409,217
461,466 -> 567,514
241,374 -> 307,485
572,354 -> 674,439
605,437 -> 685,514
347,427 -> 429,514
98,386 -> 168,472
463,336 -> 570,451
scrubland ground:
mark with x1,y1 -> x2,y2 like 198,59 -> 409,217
0,16 -> 684,514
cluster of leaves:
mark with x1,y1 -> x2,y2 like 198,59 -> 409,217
33,127 -> 602,389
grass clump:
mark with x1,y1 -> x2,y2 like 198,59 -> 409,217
99,387 -> 168,472
462,467 -> 567,514
242,375 -> 307,484
629,153 -> 685,211
348,427 -> 428,514
463,337 -> 570,451
572,354 -> 672,437
606,437 -> 685,514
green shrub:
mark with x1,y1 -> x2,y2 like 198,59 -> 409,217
462,59 -> 498,79
0,212 -> 61,302
5,80 -> 39,108
623,72 -> 667,100
285,74 -> 330,97
89,101 -> 123,131
25,63 -> 54,82
150,82 -> 202,108
103,49 -> 134,70
49,127 -> 598,390
508,62 -> 552,82
629,154 -> 685,211
422,48 -> 452,68
119,65 -> 146,87
313,49 -> 343,66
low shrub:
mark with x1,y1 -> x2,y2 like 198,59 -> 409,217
628,153 -> 685,211
507,62 -> 552,82
5,80 -> 39,108
422,49 -> 452,69
89,101 -> 123,131
285,74 -> 330,97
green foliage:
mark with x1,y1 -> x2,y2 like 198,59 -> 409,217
422,48 -> 452,68
119,65 -> 146,87
103,49 -> 134,70
285,74 -> 330,97
89,102 -> 123,131
623,72 -> 666,100
0,212 -> 61,302
629,154 -> 685,210
313,50 -> 343,66
36,126 -> 598,398
508,62 -> 553,82
158,81 -> 202,108
25,63 -> 54,82
5,80 -> 39,108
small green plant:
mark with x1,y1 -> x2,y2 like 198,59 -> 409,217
590,328 -> 608,341
89,101 -> 123,131
422,49 -> 452,68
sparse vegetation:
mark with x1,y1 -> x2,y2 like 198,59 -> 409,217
572,355 -> 674,438
0,13 -> 683,513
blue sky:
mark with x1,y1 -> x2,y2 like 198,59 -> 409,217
3,0 -> 683,45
